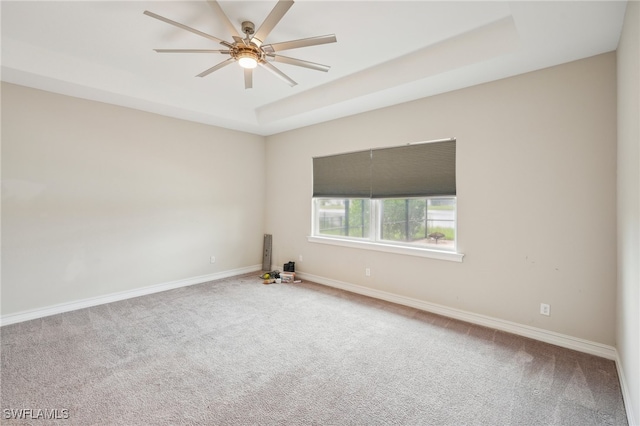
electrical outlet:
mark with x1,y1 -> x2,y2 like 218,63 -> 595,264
365,268 -> 371,277
540,303 -> 550,316
299,255 -> 303,262
210,256 -> 216,264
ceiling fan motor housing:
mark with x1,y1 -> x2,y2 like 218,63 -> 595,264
233,44 -> 263,66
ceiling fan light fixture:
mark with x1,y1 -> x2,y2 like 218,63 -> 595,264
237,52 -> 258,69
145,0 -> 337,88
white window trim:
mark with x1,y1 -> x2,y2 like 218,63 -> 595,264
307,235 -> 464,262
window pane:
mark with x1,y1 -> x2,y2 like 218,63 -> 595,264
317,199 -> 370,238
380,198 -> 455,249
380,199 -> 414,242
425,198 -> 455,249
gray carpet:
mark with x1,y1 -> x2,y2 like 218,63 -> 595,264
1,274 -> 628,425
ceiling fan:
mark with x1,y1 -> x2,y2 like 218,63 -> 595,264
144,0 -> 337,89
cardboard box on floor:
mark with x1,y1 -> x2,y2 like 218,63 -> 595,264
280,272 -> 295,283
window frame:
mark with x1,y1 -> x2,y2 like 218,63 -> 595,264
309,196 -> 464,263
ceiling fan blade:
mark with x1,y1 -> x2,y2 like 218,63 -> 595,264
262,34 -> 337,53
143,10 -> 232,48
251,0 -> 294,46
259,61 -> 297,87
268,54 -> 330,72
196,58 -> 235,77
244,68 -> 253,89
206,1 -> 241,39
154,49 -> 230,54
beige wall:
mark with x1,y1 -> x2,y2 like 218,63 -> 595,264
265,53 -> 618,346
617,1 -> 640,423
1,83 -> 265,315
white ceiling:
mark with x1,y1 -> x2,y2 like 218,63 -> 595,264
1,1 -> 628,136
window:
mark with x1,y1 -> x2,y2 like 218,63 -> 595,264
313,197 -> 456,251
310,139 -> 463,262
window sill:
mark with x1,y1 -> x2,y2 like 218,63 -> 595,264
307,236 -> 464,262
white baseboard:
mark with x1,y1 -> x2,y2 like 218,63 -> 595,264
297,271 -> 618,360
614,349 -> 639,426
0,264 -> 262,327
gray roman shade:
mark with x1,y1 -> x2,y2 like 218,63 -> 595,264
371,141 -> 456,198
313,150 -> 371,197
313,139 -> 456,198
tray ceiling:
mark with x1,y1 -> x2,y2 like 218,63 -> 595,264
1,1 -> 628,135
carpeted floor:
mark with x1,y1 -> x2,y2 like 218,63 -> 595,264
1,274 -> 628,425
